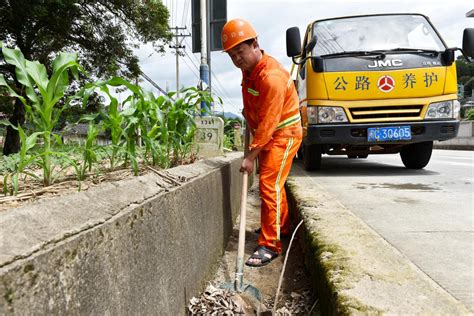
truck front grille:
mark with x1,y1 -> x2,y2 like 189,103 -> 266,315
349,105 -> 423,121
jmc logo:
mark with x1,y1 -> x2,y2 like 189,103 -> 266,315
368,59 -> 403,68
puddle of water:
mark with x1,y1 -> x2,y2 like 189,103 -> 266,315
392,197 -> 420,204
355,183 -> 440,192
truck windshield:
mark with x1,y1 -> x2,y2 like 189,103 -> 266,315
312,14 -> 445,56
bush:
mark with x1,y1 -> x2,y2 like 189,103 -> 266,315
466,108 -> 474,120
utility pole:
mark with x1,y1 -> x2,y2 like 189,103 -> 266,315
199,0 -> 210,114
206,0 -> 213,110
191,0 -> 226,113
169,26 -> 191,98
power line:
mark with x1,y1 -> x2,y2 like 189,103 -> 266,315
181,42 -> 237,109
165,1 -> 240,112
184,37 -> 201,64
181,0 -> 189,27
171,0 -> 175,27
180,50 -> 236,111
180,53 -> 201,80
183,37 -> 225,92
181,46 -> 237,109
209,68 -> 237,104
183,40 -> 200,68
139,71 -> 168,96
208,65 -> 234,100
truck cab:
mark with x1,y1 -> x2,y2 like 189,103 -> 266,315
286,13 -> 474,170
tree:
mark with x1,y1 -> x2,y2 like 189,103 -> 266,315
0,0 -> 171,155
456,56 -> 474,99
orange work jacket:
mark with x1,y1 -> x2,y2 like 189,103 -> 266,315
242,52 -> 302,151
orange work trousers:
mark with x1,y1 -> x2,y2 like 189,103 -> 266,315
257,135 -> 302,254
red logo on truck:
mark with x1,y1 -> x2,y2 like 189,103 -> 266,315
377,75 -> 395,92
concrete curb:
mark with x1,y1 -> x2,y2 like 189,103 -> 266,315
0,152 -> 244,315
434,138 -> 474,151
286,166 -> 472,315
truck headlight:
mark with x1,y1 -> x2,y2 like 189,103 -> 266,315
315,106 -> 348,123
425,101 -> 454,119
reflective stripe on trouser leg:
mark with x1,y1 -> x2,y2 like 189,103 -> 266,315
257,136 -> 301,253
275,137 -> 294,240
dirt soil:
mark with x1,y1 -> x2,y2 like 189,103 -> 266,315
0,168 -> 150,212
0,156 -> 197,213
188,181 -> 320,315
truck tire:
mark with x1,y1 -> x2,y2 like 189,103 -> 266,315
347,154 -> 368,159
303,144 -> 322,171
400,141 -> 433,169
296,144 -> 304,160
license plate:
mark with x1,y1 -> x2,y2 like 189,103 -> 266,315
367,126 -> 411,142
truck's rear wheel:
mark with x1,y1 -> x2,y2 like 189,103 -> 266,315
400,141 -> 433,169
303,144 -> 322,171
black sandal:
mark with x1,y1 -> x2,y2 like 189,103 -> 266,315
245,246 -> 278,267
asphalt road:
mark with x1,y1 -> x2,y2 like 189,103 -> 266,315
294,149 -> 473,311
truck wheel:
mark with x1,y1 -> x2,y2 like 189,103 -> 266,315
347,154 -> 368,159
303,144 -> 322,171
296,144 -> 304,160
400,141 -> 433,169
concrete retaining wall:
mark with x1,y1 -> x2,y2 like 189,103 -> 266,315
0,152 -> 244,315
434,121 -> 474,150
458,121 -> 474,137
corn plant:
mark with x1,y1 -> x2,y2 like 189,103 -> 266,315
0,122 -> 42,195
80,78 -> 216,171
221,116 -> 243,150
0,43 -> 222,196
75,122 -> 101,181
155,87 -> 215,166
80,78 -> 137,171
0,43 -> 82,186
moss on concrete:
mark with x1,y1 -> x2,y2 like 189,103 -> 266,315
286,181 -> 383,315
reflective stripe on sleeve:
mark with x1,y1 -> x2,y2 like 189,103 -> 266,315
276,113 -> 300,130
247,88 -> 259,96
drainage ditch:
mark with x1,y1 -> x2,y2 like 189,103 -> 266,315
187,182 -> 320,315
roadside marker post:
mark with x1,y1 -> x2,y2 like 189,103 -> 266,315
195,116 -> 224,157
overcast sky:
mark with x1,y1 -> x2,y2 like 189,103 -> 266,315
135,0 -> 473,115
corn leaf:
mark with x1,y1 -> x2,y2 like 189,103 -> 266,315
25,60 -> 49,100
0,74 -> 28,106
105,77 -> 142,96
1,47 -> 39,104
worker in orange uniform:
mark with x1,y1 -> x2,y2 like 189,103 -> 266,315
221,19 -> 302,267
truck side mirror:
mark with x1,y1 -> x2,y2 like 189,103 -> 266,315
286,27 -> 302,57
441,48 -> 455,66
462,28 -> 474,58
